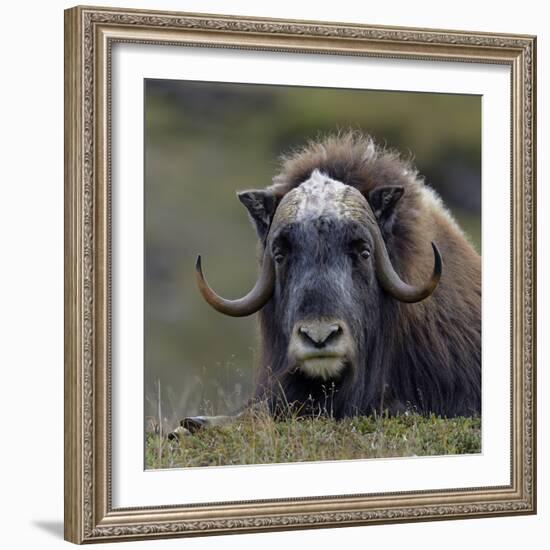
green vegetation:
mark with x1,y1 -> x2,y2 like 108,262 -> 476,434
145,411 -> 481,470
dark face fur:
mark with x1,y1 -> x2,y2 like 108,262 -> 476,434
269,209 -> 380,383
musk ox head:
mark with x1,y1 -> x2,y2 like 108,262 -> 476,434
195,169 -> 442,386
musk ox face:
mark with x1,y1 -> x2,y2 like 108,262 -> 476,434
267,171 -> 379,381
195,169 -> 442,386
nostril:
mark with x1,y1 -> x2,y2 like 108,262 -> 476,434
298,326 -> 317,346
325,324 -> 343,345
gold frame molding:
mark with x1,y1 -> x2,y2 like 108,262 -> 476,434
64,5 -> 537,544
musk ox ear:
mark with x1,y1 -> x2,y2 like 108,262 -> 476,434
368,185 -> 405,231
237,189 -> 277,240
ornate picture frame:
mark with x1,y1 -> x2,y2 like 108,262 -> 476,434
64,5 -> 536,543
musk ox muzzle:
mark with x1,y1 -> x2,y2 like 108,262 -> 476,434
287,318 -> 354,380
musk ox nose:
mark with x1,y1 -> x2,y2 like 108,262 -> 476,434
298,321 -> 343,349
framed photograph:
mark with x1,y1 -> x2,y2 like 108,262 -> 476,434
64,5 -> 537,543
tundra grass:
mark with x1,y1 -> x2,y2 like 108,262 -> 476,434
145,412 -> 481,470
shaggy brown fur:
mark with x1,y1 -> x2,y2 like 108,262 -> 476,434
254,131 -> 481,417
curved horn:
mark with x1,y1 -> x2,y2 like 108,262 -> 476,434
372,229 -> 442,303
195,251 -> 275,317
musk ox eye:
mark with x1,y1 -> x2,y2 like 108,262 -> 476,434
349,239 -> 371,261
272,235 -> 290,264
359,248 -> 371,260
273,250 -> 286,264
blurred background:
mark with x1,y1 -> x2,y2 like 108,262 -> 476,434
144,79 -> 481,431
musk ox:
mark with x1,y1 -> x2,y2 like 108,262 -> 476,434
194,132 -> 481,423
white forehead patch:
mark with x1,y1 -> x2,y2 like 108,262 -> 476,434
270,170 -> 372,231
292,170 -> 358,221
